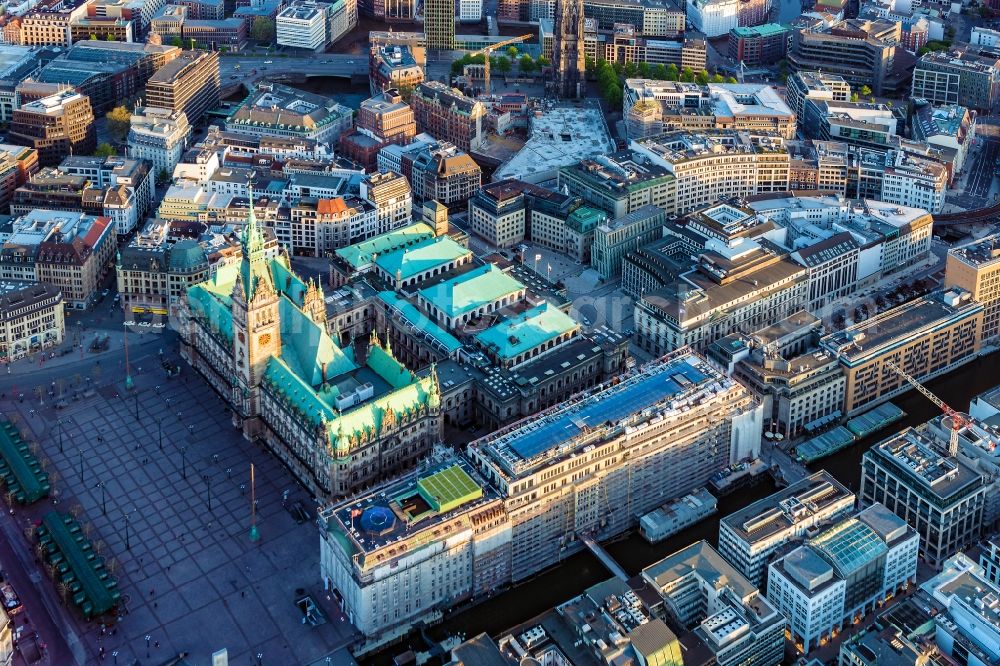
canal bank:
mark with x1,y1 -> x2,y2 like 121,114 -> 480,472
363,350 -> 1000,664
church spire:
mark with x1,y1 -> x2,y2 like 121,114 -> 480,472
238,186 -> 271,302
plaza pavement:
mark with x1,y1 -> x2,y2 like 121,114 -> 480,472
4,350 -> 359,665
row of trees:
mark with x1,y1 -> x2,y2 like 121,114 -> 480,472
590,58 -> 738,109
449,52 -> 551,78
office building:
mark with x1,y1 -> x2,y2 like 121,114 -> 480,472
788,19 -> 909,97
468,179 -> 529,249
861,424 -> 989,567
410,82 -> 484,153
785,71 -> 851,119
558,151 -> 675,219
58,155 -> 154,234
922,553 -> 1000,666
342,90 -> 416,170
276,0 -> 356,50
631,130 -> 790,214
685,0 -> 737,37
623,81 -> 796,139
912,45 -> 1000,112
423,0 -> 454,49
115,219 -> 210,319
319,350 -> 763,641
552,0 -> 586,98
728,24 -> 788,67
642,541 -> 786,666
0,144 -> 39,213
145,50 -> 220,124
369,44 -> 424,96
767,503 -> 919,652
0,281 -> 64,362
946,234 -> 1000,343
0,210 -> 116,309
8,90 -> 96,167
821,289 -> 982,415
911,101 -> 976,175
127,106 -> 191,178
227,83 -> 352,144
404,142 -> 482,205
359,171 -> 412,236
605,24 -> 706,71
180,206 -> 441,497
979,534 -> 1000,586
719,471 -> 855,588
592,204 -> 664,279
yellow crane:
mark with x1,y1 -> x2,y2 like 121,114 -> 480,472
467,34 -> 534,96
883,359 -> 967,456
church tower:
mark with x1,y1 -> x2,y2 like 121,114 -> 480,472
231,190 -> 282,418
552,0 -> 586,98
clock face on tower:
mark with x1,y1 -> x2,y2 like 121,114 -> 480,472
258,333 -> 271,346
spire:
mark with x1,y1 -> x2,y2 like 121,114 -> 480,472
241,185 -> 264,257
428,362 -> 441,409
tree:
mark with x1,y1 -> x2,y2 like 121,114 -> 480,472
665,63 -> 679,81
495,56 -> 512,75
106,33 -> 115,41
250,17 -> 275,43
710,73 -> 724,83
652,64 -> 668,80
170,36 -> 183,48
679,67 -> 695,83
106,105 -> 131,141
156,168 -> 170,185
94,143 -> 117,158
624,62 -> 638,78
506,46 -> 519,59
695,69 -> 710,85
536,55 -> 550,69
860,84 -> 872,97
725,76 -> 738,84
585,56 -> 596,77
90,33 -> 97,40
518,54 -> 535,75
851,92 -> 859,102
637,62 -> 651,78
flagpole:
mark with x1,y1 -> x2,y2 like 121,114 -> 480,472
249,462 -> 259,541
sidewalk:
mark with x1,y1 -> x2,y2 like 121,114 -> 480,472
5,327 -> 167,378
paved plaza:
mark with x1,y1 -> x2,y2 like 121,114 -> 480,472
3,351 -> 358,665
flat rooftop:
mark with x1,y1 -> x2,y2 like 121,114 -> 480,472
867,427 -> 985,502
472,351 -> 729,477
949,233 -> 1000,268
721,471 -> 853,546
493,104 -> 614,181
821,290 -> 982,365
643,540 -> 757,600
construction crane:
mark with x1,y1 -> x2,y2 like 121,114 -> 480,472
883,359 -> 967,456
467,34 -> 534,97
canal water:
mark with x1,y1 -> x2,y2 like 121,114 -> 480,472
360,350 -> 1000,663
776,0 -> 807,24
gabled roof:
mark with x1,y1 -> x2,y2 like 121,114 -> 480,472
374,235 -> 470,282
475,302 -> 578,360
420,264 -> 525,318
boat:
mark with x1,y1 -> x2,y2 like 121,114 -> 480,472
639,488 -> 717,543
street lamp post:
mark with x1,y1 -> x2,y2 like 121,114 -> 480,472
181,446 -> 187,480
204,474 -> 212,511
134,392 -> 139,420
157,418 -> 162,451
57,418 -> 63,454
124,510 -> 132,550
96,480 -> 106,515
78,448 -> 84,484
145,634 -> 151,658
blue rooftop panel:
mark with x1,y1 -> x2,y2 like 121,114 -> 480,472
508,358 -> 707,461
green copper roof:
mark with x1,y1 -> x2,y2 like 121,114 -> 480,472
375,236 -> 470,282
279,297 -> 356,386
732,23 -> 788,37
335,223 -> 436,269
168,239 -> 206,270
377,291 -> 462,353
475,302 -> 579,360
188,283 -> 234,342
366,343 -> 416,389
566,206 -> 607,234
419,264 -> 525,319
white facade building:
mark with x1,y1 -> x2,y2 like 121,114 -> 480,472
718,472 -> 856,588
767,504 -> 919,653
458,0 -> 482,21
276,2 -> 327,50
922,552 -> 1000,666
127,106 -> 191,178
971,26 -> 1000,48
686,0 -> 739,38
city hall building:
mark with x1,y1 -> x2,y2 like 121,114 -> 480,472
179,203 -> 442,497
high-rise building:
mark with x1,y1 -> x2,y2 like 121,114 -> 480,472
145,50 -> 220,125
8,90 -> 96,167
423,0 -> 454,49
552,0 -> 586,98
860,423 -> 989,568
127,107 -> 192,178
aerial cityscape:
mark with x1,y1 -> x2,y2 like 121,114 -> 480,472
3,0 -> 1000,663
